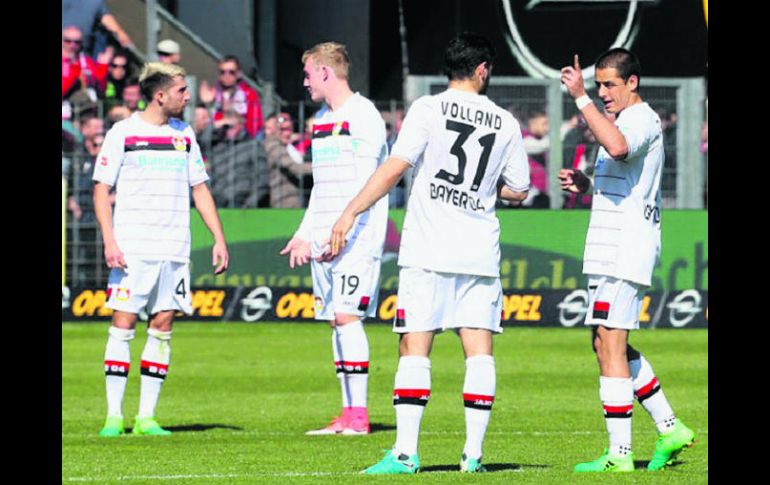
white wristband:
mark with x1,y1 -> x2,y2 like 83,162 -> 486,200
575,94 -> 592,110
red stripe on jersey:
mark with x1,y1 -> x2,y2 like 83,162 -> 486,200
635,377 -> 659,397
124,136 -> 191,145
140,360 -> 169,372
603,404 -> 633,413
394,389 -> 431,399
594,301 -> 611,312
334,361 -> 370,368
463,393 -> 495,403
104,360 -> 130,369
312,121 -> 350,132
397,309 -> 405,319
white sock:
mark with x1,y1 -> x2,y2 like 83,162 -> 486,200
630,354 -> 676,433
138,328 -> 172,418
333,321 -> 369,408
104,327 -> 135,418
463,355 -> 496,460
600,376 -> 634,456
393,356 -> 431,456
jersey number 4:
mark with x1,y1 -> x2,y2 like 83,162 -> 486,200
435,120 -> 496,192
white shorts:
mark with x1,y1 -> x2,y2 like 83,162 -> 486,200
584,274 -> 646,330
394,266 -> 503,334
106,259 -> 192,315
311,251 -> 381,321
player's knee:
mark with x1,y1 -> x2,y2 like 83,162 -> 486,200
148,312 -> 174,332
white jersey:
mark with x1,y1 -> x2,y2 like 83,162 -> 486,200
93,112 -> 209,263
583,102 -> 663,286
296,93 -> 389,259
391,88 -> 530,277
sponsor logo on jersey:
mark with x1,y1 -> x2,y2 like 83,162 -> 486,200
429,182 -> 485,212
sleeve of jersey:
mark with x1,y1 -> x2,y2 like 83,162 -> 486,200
389,97 -> 431,167
616,110 -> 655,160
353,109 -> 387,163
500,130 -> 530,192
294,188 -> 315,241
187,132 -> 210,186
92,126 -> 124,186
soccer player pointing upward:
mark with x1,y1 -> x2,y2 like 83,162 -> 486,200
560,50 -> 695,472
93,62 -> 229,437
331,32 -> 529,474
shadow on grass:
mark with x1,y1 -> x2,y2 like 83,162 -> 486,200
126,423 -> 243,434
420,463 -> 548,473
369,423 -> 397,433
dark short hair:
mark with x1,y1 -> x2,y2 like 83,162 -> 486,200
444,32 -> 496,81
219,54 -> 241,70
595,48 -> 641,85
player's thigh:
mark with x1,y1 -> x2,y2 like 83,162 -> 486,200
331,254 -> 382,320
146,261 -> 192,316
106,259 -> 161,314
450,274 -> 503,334
584,275 -> 645,330
393,267 -> 450,334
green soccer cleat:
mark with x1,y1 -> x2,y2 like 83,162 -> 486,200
460,453 -> 487,473
98,416 -> 125,437
574,449 -> 635,472
648,419 -> 696,471
362,449 -> 420,475
131,416 -> 172,436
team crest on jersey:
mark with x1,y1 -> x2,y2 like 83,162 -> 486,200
115,287 -> 131,302
172,135 -> 187,151
314,296 -> 324,314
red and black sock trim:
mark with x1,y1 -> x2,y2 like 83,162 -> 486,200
393,388 -> 430,406
593,301 -> 610,320
335,360 -> 369,374
104,360 -> 130,377
140,360 -> 168,380
603,404 -> 633,418
463,393 -> 494,411
635,377 -> 661,403
394,308 -> 406,328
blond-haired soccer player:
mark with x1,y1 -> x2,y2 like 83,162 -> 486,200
560,48 -> 695,472
330,32 -> 529,474
279,42 -> 388,435
94,62 -> 229,437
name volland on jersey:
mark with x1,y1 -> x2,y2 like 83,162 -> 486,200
441,101 -> 502,130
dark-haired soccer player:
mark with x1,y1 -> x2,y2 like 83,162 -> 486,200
329,32 -> 529,474
559,49 -> 695,472
93,62 -> 229,437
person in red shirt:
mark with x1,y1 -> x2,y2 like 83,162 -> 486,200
199,55 -> 264,139
62,25 -> 110,101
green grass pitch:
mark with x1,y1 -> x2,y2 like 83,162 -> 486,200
62,323 -> 707,484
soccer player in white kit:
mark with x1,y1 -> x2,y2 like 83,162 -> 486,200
93,63 -> 229,437
559,48 -> 695,472
279,42 -> 389,435
330,32 -> 529,474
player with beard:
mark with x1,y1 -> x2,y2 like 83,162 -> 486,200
93,62 -> 229,437
329,32 -> 530,474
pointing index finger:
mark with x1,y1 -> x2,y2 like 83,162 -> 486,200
574,54 -> 580,70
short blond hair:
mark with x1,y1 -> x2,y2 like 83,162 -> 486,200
139,62 -> 186,100
301,42 -> 350,79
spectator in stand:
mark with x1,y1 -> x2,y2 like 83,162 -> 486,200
193,104 -> 213,164
103,51 -> 130,111
67,130 -> 105,222
265,113 -> 313,208
78,109 -> 105,145
199,55 -> 264,139
520,108 -> 551,208
208,112 -> 270,208
156,39 -> 181,65
106,105 -> 132,127
121,77 -> 146,112
62,25 -> 110,106
62,0 -> 134,57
